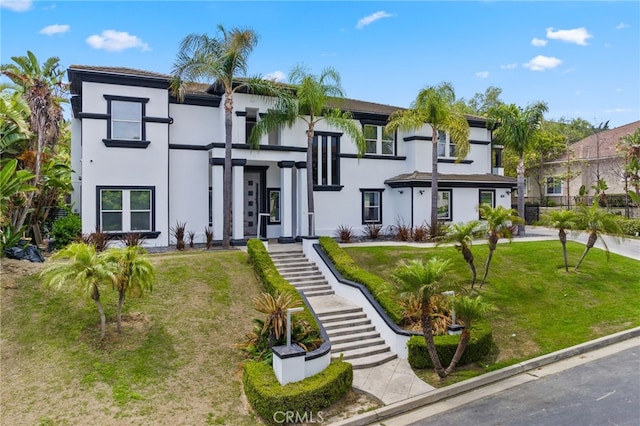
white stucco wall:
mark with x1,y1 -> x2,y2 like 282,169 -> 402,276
170,103 -> 220,145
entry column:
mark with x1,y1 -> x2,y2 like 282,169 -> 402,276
295,161 -> 308,238
278,161 -> 295,243
210,158 -> 224,243
232,159 -> 246,245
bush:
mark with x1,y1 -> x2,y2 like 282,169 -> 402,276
362,223 -> 383,240
51,214 -> 82,249
319,236 -> 404,324
243,360 -> 352,425
334,224 -> 354,243
407,322 -> 493,369
616,217 -> 640,236
246,239 -> 321,337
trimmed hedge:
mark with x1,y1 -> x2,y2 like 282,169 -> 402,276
407,322 -> 493,369
319,236 -> 404,324
616,217 -> 640,236
243,360 -> 353,425
246,238 -> 320,333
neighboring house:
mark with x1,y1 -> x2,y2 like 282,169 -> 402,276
67,66 -> 515,247
526,121 -> 640,207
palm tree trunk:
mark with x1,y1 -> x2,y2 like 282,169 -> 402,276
420,300 -> 445,378
575,231 -> 597,271
480,234 -> 498,286
559,229 -> 569,272
91,284 -> 106,339
222,95 -> 233,249
430,131 -> 439,234
444,329 -> 470,376
462,246 -> 477,287
116,290 -> 125,333
517,157 -> 526,237
306,127 -> 315,236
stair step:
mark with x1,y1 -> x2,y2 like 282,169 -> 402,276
292,281 -> 329,289
280,270 -> 324,278
344,352 -> 397,369
333,343 -> 391,360
319,311 -> 367,323
326,323 -> 376,337
331,337 -> 386,353
302,289 -> 335,297
269,252 -> 304,258
329,330 -> 381,345
284,274 -> 326,283
323,318 -> 371,330
316,307 -> 363,318
272,260 -> 313,268
278,265 -> 319,273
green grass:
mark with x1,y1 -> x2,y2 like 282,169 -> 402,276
1,250 -> 264,425
344,240 -> 640,383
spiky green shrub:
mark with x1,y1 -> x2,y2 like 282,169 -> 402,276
51,214 -> 81,249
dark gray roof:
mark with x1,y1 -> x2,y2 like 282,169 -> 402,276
385,171 -> 516,188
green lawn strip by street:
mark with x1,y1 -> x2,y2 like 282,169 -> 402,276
343,241 -> 640,386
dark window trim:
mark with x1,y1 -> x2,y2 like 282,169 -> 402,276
267,187 -> 281,224
437,188 -> 453,221
360,188 -> 385,225
104,95 -> 150,103
77,112 -> 110,120
470,139 -> 491,145
207,142 -> 307,152
102,139 -> 151,148
437,158 -> 473,164
96,185 -> 156,234
479,189 -> 496,219
340,153 -> 407,161
313,185 -> 343,192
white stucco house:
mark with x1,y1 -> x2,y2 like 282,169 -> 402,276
67,65 -> 516,247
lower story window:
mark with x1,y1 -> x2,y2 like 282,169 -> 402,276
479,190 -> 495,219
361,189 -> 383,224
98,187 -> 154,233
437,190 -> 452,221
546,177 -> 563,195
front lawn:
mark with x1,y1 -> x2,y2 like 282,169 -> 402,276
343,241 -> 640,384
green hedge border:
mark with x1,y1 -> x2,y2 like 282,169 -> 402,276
407,322 -> 493,369
318,236 -> 404,324
243,360 -> 353,425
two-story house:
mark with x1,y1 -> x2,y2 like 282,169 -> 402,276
68,65 -> 516,247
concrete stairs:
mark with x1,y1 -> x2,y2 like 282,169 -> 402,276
270,247 -> 396,369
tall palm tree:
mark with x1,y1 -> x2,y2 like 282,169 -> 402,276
489,102 -> 548,236
479,204 -> 523,286
248,65 -> 365,235
393,257 -> 452,378
439,221 -> 483,287
573,203 -> 622,271
40,243 -> 114,339
386,82 -> 470,233
172,25 -> 285,248
103,245 -> 155,333
444,295 -> 496,376
1,51 -> 67,233
542,209 -> 578,272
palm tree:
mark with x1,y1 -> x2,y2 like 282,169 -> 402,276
248,65 -> 365,235
393,257 -> 452,378
253,291 -> 302,347
0,86 -> 31,155
479,204 -> 523,286
444,295 -> 496,376
40,243 -> 114,339
488,102 -> 548,236
103,245 -> 155,333
541,209 -> 578,272
573,203 -> 622,271
386,82 -> 470,233
1,51 -> 67,233
171,25 -> 286,248
439,221 -> 483,287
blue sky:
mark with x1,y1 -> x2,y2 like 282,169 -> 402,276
2,0 -> 639,128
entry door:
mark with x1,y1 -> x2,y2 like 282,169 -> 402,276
244,172 -> 261,237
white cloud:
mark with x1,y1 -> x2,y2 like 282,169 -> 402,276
500,63 -> 518,70
356,11 -> 393,29
604,108 -> 632,114
475,71 -> 489,79
86,30 -> 150,52
39,24 -> 70,36
0,0 -> 32,12
616,22 -> 628,30
523,55 -> 562,71
531,38 -> 548,47
545,27 -> 592,46
264,71 -> 286,82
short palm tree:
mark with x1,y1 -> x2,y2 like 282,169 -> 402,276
40,243 -> 114,339
574,204 -> 622,271
541,209 -> 578,272
253,291 -> 302,347
393,257 -> 452,378
479,204 -> 523,286
103,245 -> 155,333
489,102 -> 548,236
440,220 -> 483,287
248,65 -> 365,235
386,82 -> 470,234
444,295 -> 496,376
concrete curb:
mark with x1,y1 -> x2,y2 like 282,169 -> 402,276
331,326 -> 640,426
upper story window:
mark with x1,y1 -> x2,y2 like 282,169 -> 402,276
312,133 -> 340,187
245,108 -> 258,143
111,101 -> 142,140
364,125 -> 394,155
437,131 -> 456,158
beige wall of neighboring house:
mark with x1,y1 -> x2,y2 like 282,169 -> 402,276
526,121 -> 640,208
